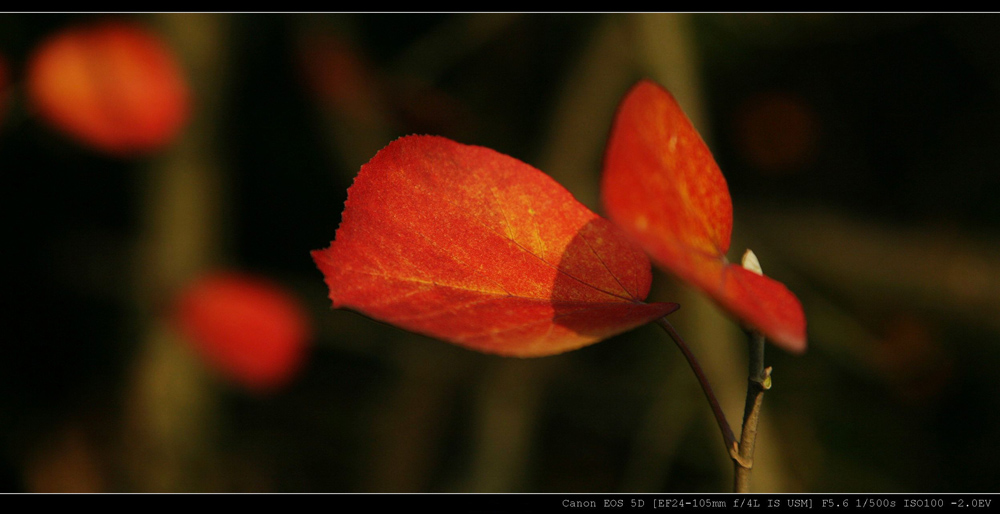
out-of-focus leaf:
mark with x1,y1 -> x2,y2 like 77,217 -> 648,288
174,272 -> 311,392
27,22 -> 190,156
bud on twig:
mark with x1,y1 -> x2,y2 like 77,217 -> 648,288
741,249 -> 763,276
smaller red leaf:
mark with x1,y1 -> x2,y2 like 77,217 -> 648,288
296,32 -> 383,125
313,135 -> 676,357
602,80 -> 806,353
0,53 -> 9,128
174,272 -> 311,392
27,22 -> 190,156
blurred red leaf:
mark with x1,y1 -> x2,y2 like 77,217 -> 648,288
733,90 -> 820,174
175,272 -> 311,392
296,32 -> 384,125
27,22 -> 190,156
312,135 -> 676,357
0,53 -> 9,127
602,80 -> 806,353
296,33 -> 472,136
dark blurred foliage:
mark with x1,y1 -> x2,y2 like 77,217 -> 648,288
2,13 -> 1000,493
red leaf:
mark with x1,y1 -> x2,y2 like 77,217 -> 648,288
174,272 -> 311,392
602,81 -> 806,353
0,53 -> 9,128
27,22 -> 190,156
312,135 -> 677,357
296,32 -> 384,125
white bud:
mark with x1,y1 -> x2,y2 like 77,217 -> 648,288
741,249 -> 763,276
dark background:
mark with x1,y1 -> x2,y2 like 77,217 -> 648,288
2,13 -> 998,492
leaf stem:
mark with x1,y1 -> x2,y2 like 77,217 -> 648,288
654,318 -> 740,462
733,329 -> 770,493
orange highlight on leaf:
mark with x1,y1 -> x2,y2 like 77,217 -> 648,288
312,135 -> 677,357
602,81 -> 806,353
174,272 -> 311,392
27,22 -> 190,156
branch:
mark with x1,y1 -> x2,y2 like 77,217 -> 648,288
654,318 -> 744,466
733,329 -> 771,492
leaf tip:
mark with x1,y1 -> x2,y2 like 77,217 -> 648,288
782,336 -> 808,355
772,314 -> 808,355
310,245 -> 344,310
661,301 -> 681,316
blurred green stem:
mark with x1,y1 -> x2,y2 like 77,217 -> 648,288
734,330 -> 771,493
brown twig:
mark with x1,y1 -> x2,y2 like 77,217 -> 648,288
655,318 -> 743,464
733,329 -> 771,492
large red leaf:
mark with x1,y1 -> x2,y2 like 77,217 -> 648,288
312,135 -> 677,357
602,80 -> 806,353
